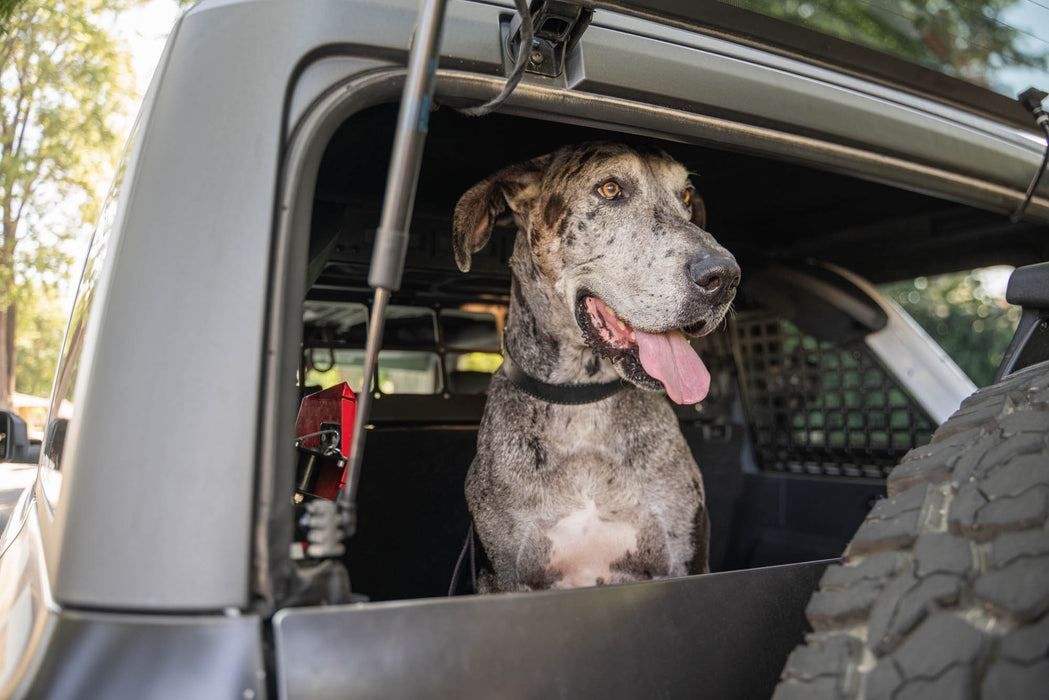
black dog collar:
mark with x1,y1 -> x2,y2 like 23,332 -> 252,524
500,351 -> 625,405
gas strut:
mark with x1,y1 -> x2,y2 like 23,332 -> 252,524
305,0 -> 536,558
337,0 -> 450,541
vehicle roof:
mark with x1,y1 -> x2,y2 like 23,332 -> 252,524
595,0 -> 1048,131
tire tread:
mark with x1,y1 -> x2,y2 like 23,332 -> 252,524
774,361 -> 1049,699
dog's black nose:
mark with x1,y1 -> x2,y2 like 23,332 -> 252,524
688,255 -> 740,302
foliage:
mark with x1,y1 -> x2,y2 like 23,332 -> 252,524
0,0 -> 141,404
881,268 -> 1021,387
14,278 -> 64,397
0,0 -> 20,33
730,0 -> 1048,91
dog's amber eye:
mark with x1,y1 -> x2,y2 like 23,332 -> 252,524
597,181 -> 622,200
683,189 -> 692,206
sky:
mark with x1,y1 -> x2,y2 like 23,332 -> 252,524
998,0 -> 1049,98
111,0 -> 183,96
52,0 -> 183,302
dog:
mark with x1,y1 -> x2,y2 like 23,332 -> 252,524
453,142 -> 739,592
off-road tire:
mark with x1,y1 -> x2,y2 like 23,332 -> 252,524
773,360 -> 1049,700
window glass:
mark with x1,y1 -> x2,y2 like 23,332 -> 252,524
41,131 -> 133,479
440,308 -> 501,351
880,265 -> 1019,386
383,307 -> 436,348
304,348 -> 441,395
445,352 -> 503,394
377,350 -> 441,394
304,348 -> 367,394
302,302 -> 506,397
721,0 -> 1049,99
303,303 -> 436,347
302,301 -> 368,346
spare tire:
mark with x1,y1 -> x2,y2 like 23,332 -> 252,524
773,359 -> 1049,700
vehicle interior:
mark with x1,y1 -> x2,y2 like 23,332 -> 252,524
296,102 -> 1049,602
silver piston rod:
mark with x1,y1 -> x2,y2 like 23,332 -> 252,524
339,0 -> 449,524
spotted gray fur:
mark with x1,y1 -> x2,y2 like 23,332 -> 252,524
453,142 -> 738,592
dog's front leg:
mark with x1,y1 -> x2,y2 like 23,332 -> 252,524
470,502 -> 561,592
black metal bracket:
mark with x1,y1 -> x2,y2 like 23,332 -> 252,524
507,0 -> 593,78
994,261 -> 1049,382
1011,87 -> 1049,222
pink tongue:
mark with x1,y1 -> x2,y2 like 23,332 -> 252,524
635,329 -> 711,405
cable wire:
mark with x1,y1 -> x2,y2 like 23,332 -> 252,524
458,0 -> 534,117
1012,88 -> 1049,222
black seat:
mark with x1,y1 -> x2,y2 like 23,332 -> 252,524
345,427 -> 477,601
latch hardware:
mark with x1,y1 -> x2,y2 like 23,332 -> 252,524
507,0 -> 593,78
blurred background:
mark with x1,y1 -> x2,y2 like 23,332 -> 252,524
1,0 -> 185,438
0,0 -> 1046,440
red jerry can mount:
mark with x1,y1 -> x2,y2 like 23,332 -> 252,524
294,382 -> 357,500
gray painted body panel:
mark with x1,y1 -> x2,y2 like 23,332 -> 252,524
24,610 -> 264,700
576,19 -> 1047,204
0,491 -> 57,699
0,482 -> 264,699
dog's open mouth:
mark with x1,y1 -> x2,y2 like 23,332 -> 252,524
577,295 -> 711,405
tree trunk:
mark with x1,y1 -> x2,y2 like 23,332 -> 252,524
0,302 -> 13,410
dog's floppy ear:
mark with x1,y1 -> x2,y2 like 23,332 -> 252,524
690,193 -> 707,230
453,155 -> 550,272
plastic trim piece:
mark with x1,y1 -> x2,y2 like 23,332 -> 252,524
995,261 -> 1049,381
832,264 -> 977,424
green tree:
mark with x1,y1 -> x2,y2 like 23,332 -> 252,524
0,0 -> 140,408
14,277 -> 64,397
734,0 -> 1047,91
882,269 -> 1021,387
1,1 -> 19,32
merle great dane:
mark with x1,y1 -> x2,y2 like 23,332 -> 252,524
453,142 -> 739,592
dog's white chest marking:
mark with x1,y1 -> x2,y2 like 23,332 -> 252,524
544,498 -> 638,589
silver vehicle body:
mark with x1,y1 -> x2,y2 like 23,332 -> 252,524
0,0 -> 1044,696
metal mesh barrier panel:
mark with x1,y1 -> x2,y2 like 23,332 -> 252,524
732,312 -> 936,478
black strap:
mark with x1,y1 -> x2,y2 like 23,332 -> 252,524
448,521 -> 476,596
501,352 -> 625,405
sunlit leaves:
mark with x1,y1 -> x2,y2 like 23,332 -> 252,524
1,0 -> 144,397
882,266 -> 1022,387
729,0 -> 1048,92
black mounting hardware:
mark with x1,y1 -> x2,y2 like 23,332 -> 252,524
994,261 -> 1049,382
507,0 -> 593,78
1019,87 -> 1049,122
1012,87 -> 1049,222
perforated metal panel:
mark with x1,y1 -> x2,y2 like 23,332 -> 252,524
733,313 -> 935,478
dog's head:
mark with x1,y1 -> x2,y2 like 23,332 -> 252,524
453,142 -> 739,404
